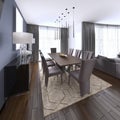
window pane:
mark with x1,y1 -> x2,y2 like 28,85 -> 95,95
95,25 -> 120,58
39,26 -> 61,59
16,8 -> 23,50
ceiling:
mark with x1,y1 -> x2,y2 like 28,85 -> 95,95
15,0 -> 120,27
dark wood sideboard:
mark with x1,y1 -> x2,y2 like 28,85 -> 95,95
4,55 -> 32,97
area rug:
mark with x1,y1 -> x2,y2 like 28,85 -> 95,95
40,72 -> 112,117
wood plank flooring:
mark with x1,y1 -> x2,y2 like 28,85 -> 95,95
1,63 -> 120,120
45,69 -> 120,120
0,63 -> 44,120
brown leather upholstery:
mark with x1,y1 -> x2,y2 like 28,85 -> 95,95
69,58 -> 96,96
41,55 -> 63,87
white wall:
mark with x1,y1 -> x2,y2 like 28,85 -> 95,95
68,22 -> 82,54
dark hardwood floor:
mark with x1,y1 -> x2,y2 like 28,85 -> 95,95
0,63 -> 120,120
0,63 -> 44,120
45,70 -> 120,120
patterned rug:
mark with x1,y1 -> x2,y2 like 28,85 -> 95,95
40,72 -> 112,117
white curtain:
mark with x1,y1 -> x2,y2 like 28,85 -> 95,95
39,26 -> 61,58
95,25 -> 120,58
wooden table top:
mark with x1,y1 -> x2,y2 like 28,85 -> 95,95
48,53 -> 81,67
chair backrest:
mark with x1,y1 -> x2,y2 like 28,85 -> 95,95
87,51 -> 94,59
78,58 -> 96,96
39,50 -> 43,57
79,58 -> 96,80
51,48 -> 56,53
82,51 -> 94,60
41,55 -> 49,76
68,48 -> 74,55
75,49 -> 82,58
81,51 -> 89,60
39,50 -> 44,68
75,49 -> 79,57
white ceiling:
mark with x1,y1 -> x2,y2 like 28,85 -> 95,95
15,0 -> 120,27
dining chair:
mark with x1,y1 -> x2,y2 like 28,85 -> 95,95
51,48 -> 56,53
75,49 -> 82,58
70,49 -> 81,70
75,51 -> 94,69
68,48 -> 74,56
39,50 -> 55,68
87,51 -> 94,59
82,51 -> 89,60
68,58 -> 96,96
65,48 -> 74,71
39,50 -> 52,61
39,53 -> 55,79
82,51 -> 94,60
41,55 -> 63,87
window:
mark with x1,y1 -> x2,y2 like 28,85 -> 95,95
16,8 -> 23,50
95,25 -> 120,58
39,26 -> 60,58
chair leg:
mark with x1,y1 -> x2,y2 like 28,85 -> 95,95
80,80 -> 90,96
60,74 -> 63,84
75,65 -> 77,70
45,76 -> 48,87
68,75 -> 70,85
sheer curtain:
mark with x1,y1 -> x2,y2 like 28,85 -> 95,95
95,25 -> 120,58
39,26 -> 61,58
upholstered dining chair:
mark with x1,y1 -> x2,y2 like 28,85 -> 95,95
70,49 -> 81,70
68,48 -> 74,56
68,58 -> 96,96
82,51 -> 89,60
41,55 -> 63,87
75,49 -> 82,58
39,50 -> 52,61
39,50 -> 55,68
51,48 -> 56,53
87,51 -> 94,59
82,51 -> 94,60
75,51 -> 94,69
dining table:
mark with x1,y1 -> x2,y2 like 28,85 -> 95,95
48,53 -> 81,67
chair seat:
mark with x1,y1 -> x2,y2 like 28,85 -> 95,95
49,65 -> 62,76
45,58 -> 52,61
47,61 -> 55,67
75,63 -> 81,69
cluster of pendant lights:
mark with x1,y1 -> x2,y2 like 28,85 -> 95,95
54,7 -> 75,29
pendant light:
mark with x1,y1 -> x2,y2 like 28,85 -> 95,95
72,7 -> 75,38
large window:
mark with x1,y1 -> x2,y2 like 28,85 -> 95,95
16,8 -> 23,50
39,26 -> 60,58
95,25 -> 120,58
